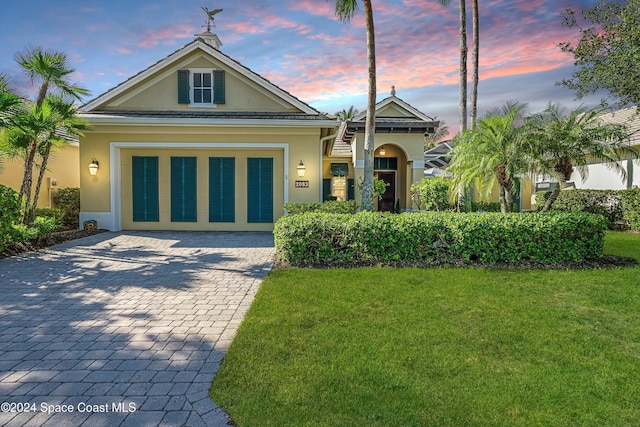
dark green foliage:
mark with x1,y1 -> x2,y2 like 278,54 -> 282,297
0,184 -> 21,250
11,216 -> 61,243
539,188 -> 640,230
274,211 -> 606,266
284,200 -> 358,215
559,0 -> 640,106
410,177 -> 452,211
620,188 -> 640,230
53,187 -> 80,227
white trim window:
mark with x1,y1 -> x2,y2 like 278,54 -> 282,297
191,68 -> 214,106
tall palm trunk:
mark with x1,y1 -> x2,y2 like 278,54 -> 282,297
470,0 -> 479,129
457,0 -> 468,133
18,81 -> 50,212
28,141 -> 53,223
361,0 -> 376,212
456,0 -> 468,210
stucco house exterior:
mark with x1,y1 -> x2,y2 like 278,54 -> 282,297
78,29 -> 438,231
568,106 -> 640,190
325,91 -> 438,211
0,142 -> 79,209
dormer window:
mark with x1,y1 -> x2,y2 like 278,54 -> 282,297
192,70 -> 213,104
177,69 -> 225,106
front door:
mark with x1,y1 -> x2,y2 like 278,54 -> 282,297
377,171 -> 395,212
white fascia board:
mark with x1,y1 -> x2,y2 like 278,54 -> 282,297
79,114 -> 338,128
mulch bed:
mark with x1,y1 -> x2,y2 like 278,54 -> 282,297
1,228 -> 107,259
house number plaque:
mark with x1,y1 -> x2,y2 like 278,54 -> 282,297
295,180 -> 310,188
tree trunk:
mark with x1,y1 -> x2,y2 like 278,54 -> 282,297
458,0 -> 468,133
541,186 -> 560,212
456,0 -> 468,211
470,0 -> 479,130
19,82 -> 49,223
28,141 -> 53,223
361,0 -> 377,212
498,184 -> 507,214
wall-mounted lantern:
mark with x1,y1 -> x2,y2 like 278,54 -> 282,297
296,160 -> 306,177
88,158 -> 99,176
379,146 -> 386,156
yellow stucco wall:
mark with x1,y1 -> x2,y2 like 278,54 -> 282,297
0,144 -> 79,208
80,124 -> 323,230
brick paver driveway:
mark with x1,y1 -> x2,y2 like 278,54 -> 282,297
0,231 -> 274,426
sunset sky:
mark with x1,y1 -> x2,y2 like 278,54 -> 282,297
1,0 -> 603,135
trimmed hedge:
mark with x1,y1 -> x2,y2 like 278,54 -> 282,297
284,200 -> 358,214
53,187 -> 80,227
539,188 -> 640,230
274,211 -> 607,267
0,185 -> 20,251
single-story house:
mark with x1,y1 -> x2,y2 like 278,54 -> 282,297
78,30 -> 438,231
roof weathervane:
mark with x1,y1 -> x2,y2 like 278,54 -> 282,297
201,6 -> 223,32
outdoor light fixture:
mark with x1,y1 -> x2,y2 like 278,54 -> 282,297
379,146 -> 386,156
88,158 -> 99,176
297,160 -> 306,177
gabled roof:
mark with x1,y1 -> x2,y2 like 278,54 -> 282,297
336,96 -> 439,148
352,95 -> 435,122
81,38 -> 323,116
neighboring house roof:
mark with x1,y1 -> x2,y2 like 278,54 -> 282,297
331,95 -> 439,156
424,140 -> 455,169
597,106 -> 640,143
80,37 -> 328,120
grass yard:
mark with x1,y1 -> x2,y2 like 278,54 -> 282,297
211,232 -> 640,426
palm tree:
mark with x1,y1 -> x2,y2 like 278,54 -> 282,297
528,103 -> 636,212
0,75 -> 23,173
438,0 -> 468,133
448,101 -> 529,213
470,0 -> 479,129
335,105 -> 359,122
28,96 -> 88,222
14,46 -> 89,221
334,0 -> 377,211
424,118 -> 449,150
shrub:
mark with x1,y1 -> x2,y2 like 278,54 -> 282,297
10,216 -> 61,244
410,177 -> 453,211
620,188 -> 640,231
54,187 -> 80,227
285,200 -> 358,215
537,188 -> 640,230
0,184 -> 20,251
274,211 -> 606,267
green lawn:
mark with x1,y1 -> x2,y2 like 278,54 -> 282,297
211,232 -> 640,426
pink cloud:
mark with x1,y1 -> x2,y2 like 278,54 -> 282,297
137,24 -> 197,48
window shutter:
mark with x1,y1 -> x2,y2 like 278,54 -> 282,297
322,179 -> 332,202
247,158 -> 273,223
347,179 -> 355,201
213,70 -> 225,104
209,157 -> 235,222
177,70 -> 190,104
132,156 -> 159,221
171,157 -> 197,222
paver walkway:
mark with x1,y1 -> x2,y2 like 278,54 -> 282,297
0,231 -> 275,426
